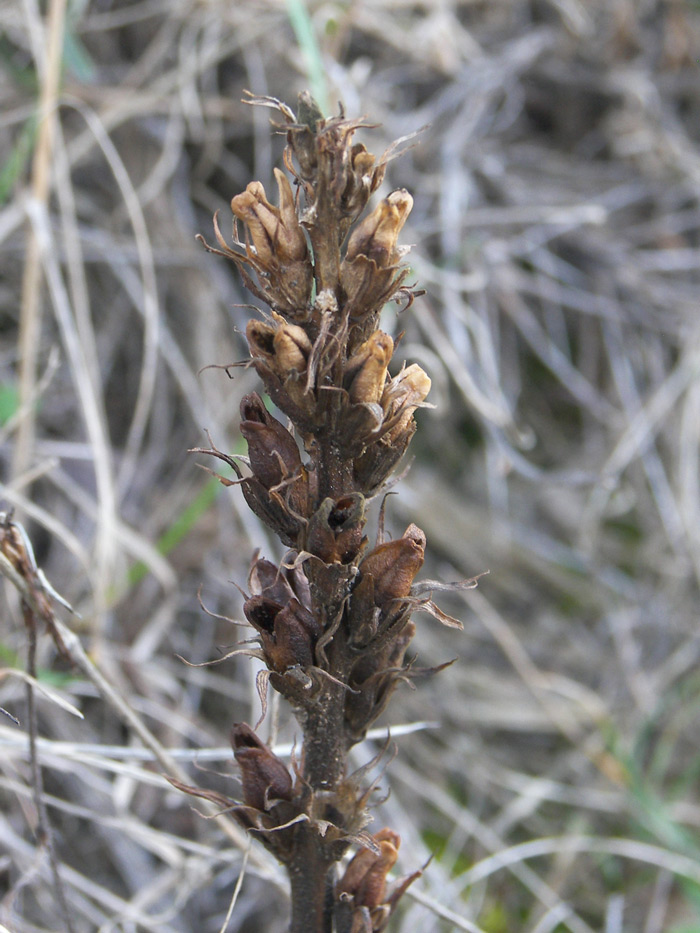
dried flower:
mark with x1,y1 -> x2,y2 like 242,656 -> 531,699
380,363 -> 432,442
239,393 -> 303,491
345,331 -> 394,405
231,169 -> 312,314
337,828 -> 400,909
231,722 -> 294,811
248,554 -> 311,608
246,319 -> 317,426
274,318 -> 313,373
356,524 -> 426,611
306,494 -> 366,564
340,142 -> 386,222
244,594 -> 319,671
351,363 -> 431,491
344,620 -> 417,740
345,191 -> 413,266
340,190 -> 414,324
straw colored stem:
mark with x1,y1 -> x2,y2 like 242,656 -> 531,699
14,0 -> 67,482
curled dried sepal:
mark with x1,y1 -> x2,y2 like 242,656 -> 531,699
166,776 -> 236,814
0,511 -> 77,660
231,722 -> 294,811
240,476 -> 304,547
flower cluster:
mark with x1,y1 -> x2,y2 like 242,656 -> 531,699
195,93 -> 444,932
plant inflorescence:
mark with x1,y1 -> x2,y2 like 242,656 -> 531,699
186,91 -> 460,933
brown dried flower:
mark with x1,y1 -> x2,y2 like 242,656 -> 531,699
244,594 -> 319,671
239,393 -> 303,491
345,190 -> 413,266
305,494 -> 366,564
228,169 -> 312,314
337,829 -> 400,906
356,524 -> 426,611
231,722 -> 294,812
345,331 -> 394,406
340,189 -> 414,323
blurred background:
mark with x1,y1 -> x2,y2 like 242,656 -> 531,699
2,1 -> 700,930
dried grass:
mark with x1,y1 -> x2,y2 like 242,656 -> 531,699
2,0 -> 700,930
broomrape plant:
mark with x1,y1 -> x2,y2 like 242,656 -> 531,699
182,92 -> 468,933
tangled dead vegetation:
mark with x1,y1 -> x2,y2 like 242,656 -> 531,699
2,1 -> 700,930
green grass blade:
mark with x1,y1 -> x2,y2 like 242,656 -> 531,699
286,0 -> 329,115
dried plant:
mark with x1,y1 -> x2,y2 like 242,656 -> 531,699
0,510 -> 78,933
177,92 -> 463,932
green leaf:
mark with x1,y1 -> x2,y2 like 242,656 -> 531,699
0,117 -> 37,206
63,27 -> 96,83
0,383 -> 20,424
0,641 -> 76,687
286,0 -> 329,115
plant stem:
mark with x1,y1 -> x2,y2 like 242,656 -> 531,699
288,826 -> 334,933
14,0 -> 67,483
302,679 -> 348,790
200,93 -> 434,931
315,438 -> 353,503
24,603 -> 76,933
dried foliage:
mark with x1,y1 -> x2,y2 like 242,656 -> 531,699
2,1 -> 700,931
